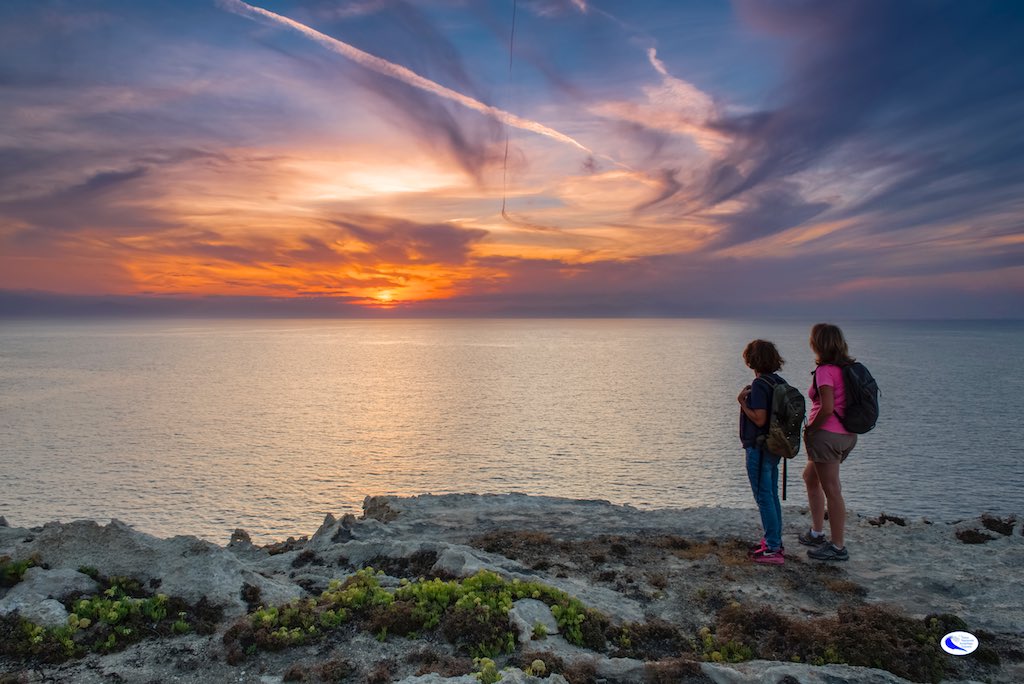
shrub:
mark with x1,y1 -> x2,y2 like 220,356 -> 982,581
0,556 -> 35,588
0,572 -> 221,664
224,568 -> 610,663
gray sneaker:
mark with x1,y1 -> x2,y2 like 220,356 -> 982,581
797,529 -> 828,547
807,543 -> 849,561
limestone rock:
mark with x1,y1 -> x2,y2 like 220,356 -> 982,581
19,519 -> 302,616
3,494 -> 1020,684
431,546 -> 500,577
0,567 -> 99,627
228,528 -> 253,547
509,598 -> 559,644
594,656 -> 647,680
702,660 -> 916,683
12,598 -> 69,628
395,673 -> 567,684
495,673 -> 568,684
362,495 -> 400,522
7,566 -> 99,600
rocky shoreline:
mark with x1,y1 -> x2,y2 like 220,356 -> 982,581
1,494 -> 1021,683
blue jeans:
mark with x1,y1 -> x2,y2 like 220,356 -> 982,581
745,446 -> 782,551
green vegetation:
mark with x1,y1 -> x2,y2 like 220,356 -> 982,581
2,556 -> 1000,684
0,574 -> 221,663
699,624 -> 754,663
700,602 -> 973,683
525,658 -> 547,676
0,555 -> 36,588
473,657 -> 501,684
77,565 -> 100,580
224,568 -> 606,662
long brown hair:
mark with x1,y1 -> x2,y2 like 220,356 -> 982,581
809,323 -> 854,365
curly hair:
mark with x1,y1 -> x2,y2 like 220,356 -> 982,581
742,339 -> 784,374
809,323 -> 855,365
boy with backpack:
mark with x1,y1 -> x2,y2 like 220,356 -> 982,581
738,339 -> 805,565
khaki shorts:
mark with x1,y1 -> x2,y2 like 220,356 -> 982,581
805,429 -> 857,464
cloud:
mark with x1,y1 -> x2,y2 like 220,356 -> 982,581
294,0 -> 508,178
588,49 -> 724,157
705,0 -> 1024,231
331,214 -> 489,265
586,48 -> 730,213
0,1 -> 1019,316
708,184 -> 830,249
0,165 -> 157,241
522,1 -> 589,19
350,68 -> 504,180
219,0 -> 591,153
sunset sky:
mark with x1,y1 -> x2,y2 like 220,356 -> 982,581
1,0 -> 1022,317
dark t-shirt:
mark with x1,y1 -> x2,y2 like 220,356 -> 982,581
739,372 -> 785,448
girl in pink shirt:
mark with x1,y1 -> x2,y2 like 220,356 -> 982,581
799,323 -> 857,561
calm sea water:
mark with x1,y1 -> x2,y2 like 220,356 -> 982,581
1,318 -> 1021,542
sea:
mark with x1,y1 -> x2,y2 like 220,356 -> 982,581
1,318 -> 1021,543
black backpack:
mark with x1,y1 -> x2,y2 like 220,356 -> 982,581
814,362 -> 880,434
756,375 -> 806,459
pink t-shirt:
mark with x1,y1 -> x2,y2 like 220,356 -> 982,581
808,364 -> 850,435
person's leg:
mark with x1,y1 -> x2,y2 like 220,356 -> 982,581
812,460 -> 845,548
745,447 -> 772,543
802,459 -> 826,533
763,455 -> 782,550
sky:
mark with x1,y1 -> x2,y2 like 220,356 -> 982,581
1,0 -> 1022,318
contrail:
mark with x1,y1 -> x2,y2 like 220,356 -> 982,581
217,0 -> 591,153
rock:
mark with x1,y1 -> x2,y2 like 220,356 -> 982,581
980,514 -> 1016,536
431,546 -> 499,577
594,657 -> 647,680
0,516 -> 8,527
509,598 -> 559,643
3,494 -> 1020,684
18,598 -> 69,627
19,519 -> 302,616
520,634 -> 595,663
9,566 -> 99,599
702,660 -> 916,683
0,567 -> 100,627
495,673 -> 569,684
395,673 -> 567,684
363,495 -> 400,522
307,513 -> 339,546
261,536 -> 308,555
228,528 -> 253,547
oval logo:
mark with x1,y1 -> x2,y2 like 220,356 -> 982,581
940,631 -> 979,656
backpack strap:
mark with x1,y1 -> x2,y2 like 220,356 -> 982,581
811,364 -> 844,420
754,375 -> 777,420
752,374 -> 777,447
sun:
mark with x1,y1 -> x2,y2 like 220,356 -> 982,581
373,290 -> 395,304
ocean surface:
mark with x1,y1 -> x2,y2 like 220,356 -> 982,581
1,318 -> 1021,542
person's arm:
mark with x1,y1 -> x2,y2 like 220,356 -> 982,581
738,385 -> 768,427
806,384 -> 834,432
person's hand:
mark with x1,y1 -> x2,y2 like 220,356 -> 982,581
738,385 -> 751,404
